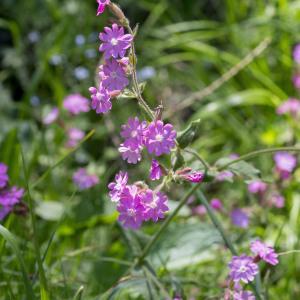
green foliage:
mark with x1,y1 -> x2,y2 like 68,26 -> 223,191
0,0 -> 300,299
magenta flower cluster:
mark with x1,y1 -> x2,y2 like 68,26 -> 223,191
63,94 -> 90,115
119,118 -> 177,164
89,23 -> 133,114
228,240 -> 278,297
108,171 -> 169,229
73,168 -> 99,190
0,163 -> 24,221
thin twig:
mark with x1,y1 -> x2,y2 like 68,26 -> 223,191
165,37 -> 272,118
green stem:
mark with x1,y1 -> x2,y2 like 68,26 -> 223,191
31,129 -> 95,190
218,147 -> 300,171
197,190 -> 262,300
136,184 -> 201,266
21,147 -> 49,300
126,25 -> 155,120
184,148 -> 211,170
197,190 -> 237,255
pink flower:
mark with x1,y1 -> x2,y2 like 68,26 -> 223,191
63,94 -> 90,115
293,44 -> 300,64
231,209 -> 249,228
181,171 -> 204,183
292,74 -> 300,89
102,59 -> 129,91
216,170 -> 234,182
66,128 -> 85,148
149,159 -> 162,181
117,185 -> 145,229
247,181 -> 267,194
96,0 -> 110,15
0,187 -> 24,206
0,205 -> 13,221
228,254 -> 259,283
89,86 -> 112,114
73,168 -> 99,190
99,24 -> 133,59
269,193 -> 285,208
108,171 -> 128,202
140,189 -> 169,222
276,98 -> 300,117
43,107 -> 59,125
250,240 -> 279,265
121,117 -> 146,147
192,205 -> 207,216
0,163 -> 9,189
144,120 -> 176,156
119,141 -> 142,164
233,290 -> 255,300
273,152 -> 297,179
210,198 -> 223,211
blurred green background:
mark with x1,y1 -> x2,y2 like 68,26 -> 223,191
1,0 -> 300,299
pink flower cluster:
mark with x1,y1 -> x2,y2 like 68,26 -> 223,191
89,24 -> 133,114
277,98 -> 300,118
0,163 -> 24,221
63,94 -> 90,115
73,168 -> 99,190
108,171 -> 169,229
273,152 -> 297,180
119,117 -> 177,164
227,240 -> 278,298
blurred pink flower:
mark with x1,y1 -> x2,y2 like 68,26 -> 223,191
247,180 -> 268,194
63,94 -> 90,115
73,168 -> 99,190
250,240 -> 278,265
43,107 -> 59,125
231,209 -> 249,228
66,128 -> 85,148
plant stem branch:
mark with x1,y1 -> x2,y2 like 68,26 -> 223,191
197,190 -> 262,300
217,147 -> 300,171
184,148 -> 211,170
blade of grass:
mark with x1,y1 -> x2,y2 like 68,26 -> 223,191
73,286 -> 84,300
0,225 -> 35,299
21,146 -> 49,300
30,129 -> 95,190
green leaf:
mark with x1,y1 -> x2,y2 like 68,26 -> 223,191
149,222 -> 221,270
35,201 -> 65,221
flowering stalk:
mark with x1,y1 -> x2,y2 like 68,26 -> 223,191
197,190 -> 262,300
217,146 -> 300,171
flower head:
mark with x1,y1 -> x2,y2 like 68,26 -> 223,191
233,290 -> 255,300
141,190 -> 169,222
269,193 -> 285,208
149,159 -> 162,181
247,181 -> 268,194
293,44 -> 300,64
73,168 -> 99,190
0,187 -> 24,207
228,254 -> 259,283
231,209 -> 249,228
192,205 -> 207,216
181,171 -> 204,183
97,0 -> 110,15
119,140 -> 142,164
216,170 -> 234,182
292,74 -> 300,89
66,128 -> 85,148
99,24 -> 133,59
43,107 -> 59,125
276,98 -> 300,117
121,117 -> 146,147
89,86 -> 112,114
102,59 -> 129,91
273,152 -> 297,179
108,171 -> 128,202
210,198 -> 223,211
250,240 -> 279,265
63,94 -> 90,115
117,185 -> 145,229
0,163 -> 9,189
144,120 -> 176,156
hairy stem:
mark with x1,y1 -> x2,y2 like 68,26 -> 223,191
218,146 -> 300,171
